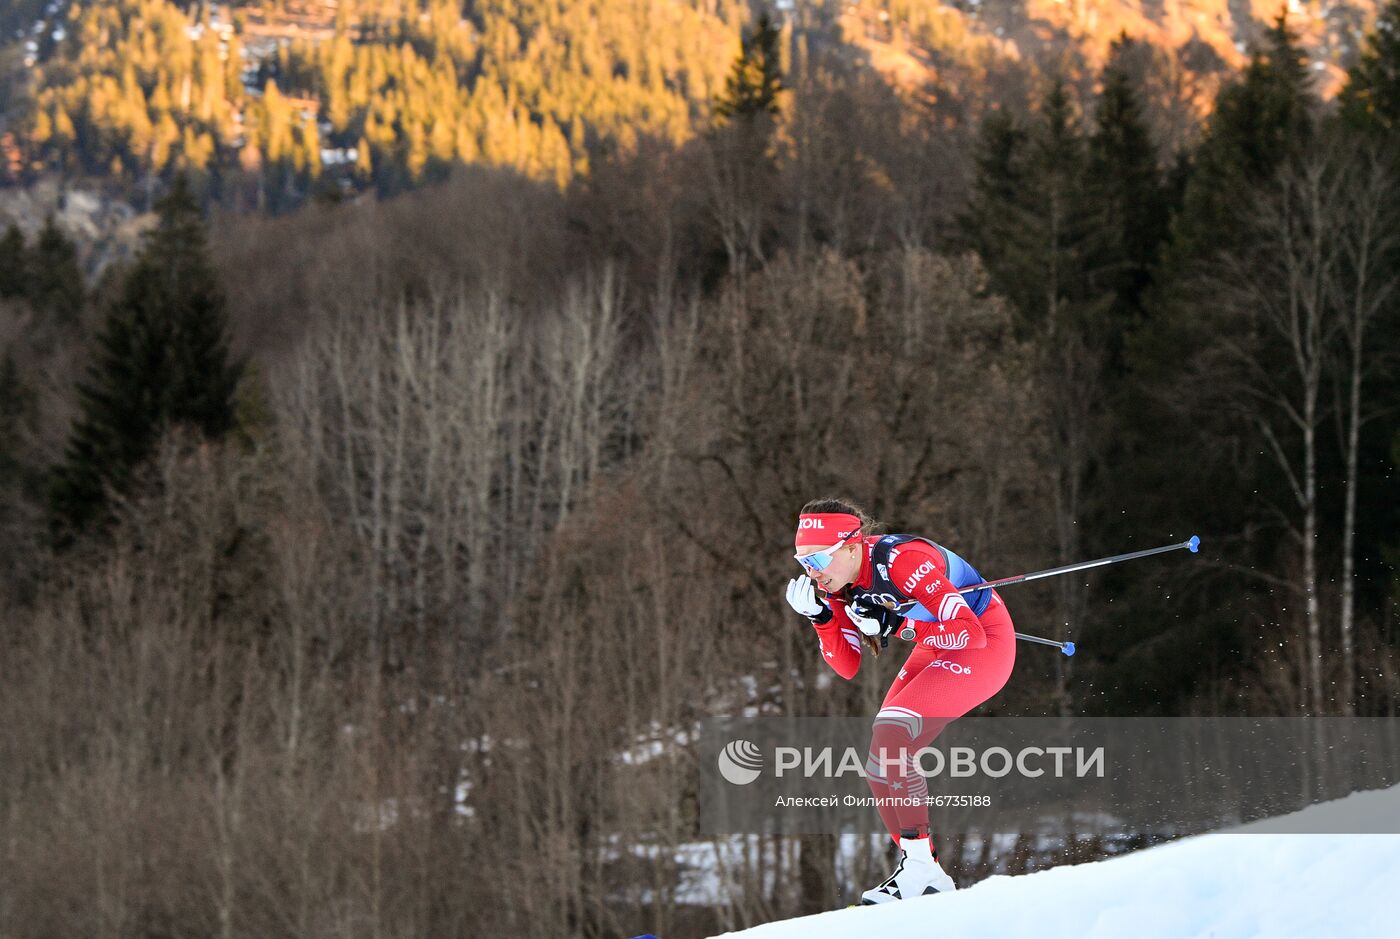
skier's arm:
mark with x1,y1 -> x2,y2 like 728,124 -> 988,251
888,546 -> 988,651
811,600 -> 863,680
786,577 -> 861,679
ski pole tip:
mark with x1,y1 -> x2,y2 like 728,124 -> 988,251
1062,641 -> 1076,657
1188,535 -> 1200,553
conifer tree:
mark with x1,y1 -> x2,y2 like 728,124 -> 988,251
0,353 -> 26,479
48,175 -> 242,541
1130,13 -> 1318,392
960,109 -> 1032,296
714,12 -> 784,121
1087,35 -> 1169,337
964,80 -> 1114,711
1031,78 -> 1103,309
1133,12 -> 1317,384
963,80 -> 1104,335
1340,0 -> 1400,134
26,216 -> 84,323
1165,12 -> 1314,267
0,351 -> 34,574
0,224 -> 25,299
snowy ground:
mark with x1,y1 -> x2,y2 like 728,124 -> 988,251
709,785 -> 1400,939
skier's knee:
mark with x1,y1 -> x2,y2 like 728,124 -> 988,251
868,707 -> 921,776
872,706 -> 923,740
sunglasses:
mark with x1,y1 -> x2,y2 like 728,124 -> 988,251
795,537 -> 855,574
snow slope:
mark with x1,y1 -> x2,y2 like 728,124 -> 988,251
710,786 -> 1400,939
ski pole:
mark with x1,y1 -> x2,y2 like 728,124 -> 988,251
961,535 -> 1200,595
958,536 -> 1200,656
1015,631 -> 1076,656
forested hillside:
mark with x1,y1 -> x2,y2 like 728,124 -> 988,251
1,0 -> 1384,209
844,0 -> 1378,150
5,0 -> 744,207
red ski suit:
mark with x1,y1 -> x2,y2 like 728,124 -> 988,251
812,536 -> 1016,844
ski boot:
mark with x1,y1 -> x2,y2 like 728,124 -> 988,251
859,833 -> 957,905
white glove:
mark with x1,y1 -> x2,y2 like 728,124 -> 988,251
846,604 -> 884,637
785,576 -> 830,622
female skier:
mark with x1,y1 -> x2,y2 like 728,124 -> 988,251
784,497 -> 1017,905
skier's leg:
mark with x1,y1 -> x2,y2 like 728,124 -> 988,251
868,592 -> 1016,839
859,593 -> 1017,903
864,656 -> 926,843
866,707 -> 951,839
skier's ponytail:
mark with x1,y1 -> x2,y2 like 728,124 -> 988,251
799,497 -> 884,656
